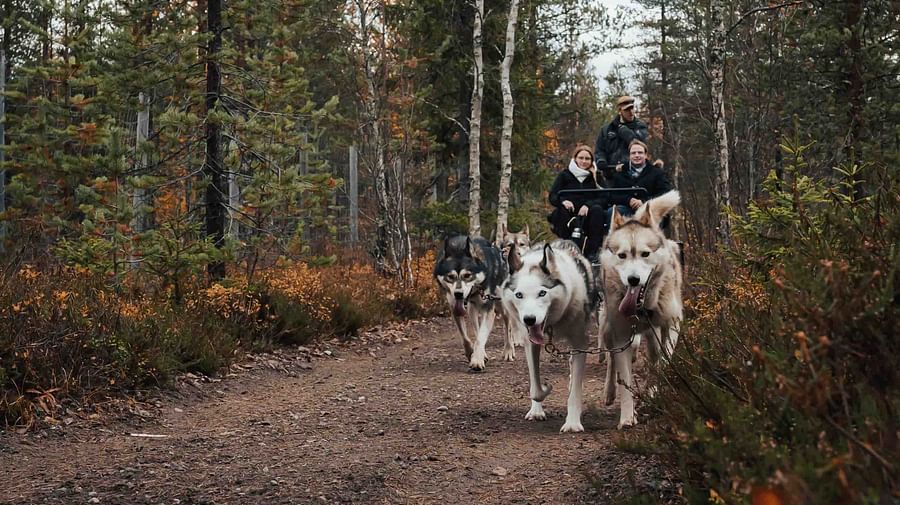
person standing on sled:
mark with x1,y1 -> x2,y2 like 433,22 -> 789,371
594,95 -> 649,182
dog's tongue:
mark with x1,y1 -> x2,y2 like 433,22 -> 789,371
528,323 -> 545,345
453,299 -> 467,317
619,286 -> 641,317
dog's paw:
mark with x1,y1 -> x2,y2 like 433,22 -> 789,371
617,416 -> 638,430
468,355 -> 486,371
525,401 -> 546,421
560,420 -> 585,433
502,348 -> 516,361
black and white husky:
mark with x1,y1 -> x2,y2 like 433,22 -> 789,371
599,190 -> 683,429
503,239 -> 598,432
434,236 -> 514,371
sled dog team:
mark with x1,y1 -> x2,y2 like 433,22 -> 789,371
433,191 -> 683,432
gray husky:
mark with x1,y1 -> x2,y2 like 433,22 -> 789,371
599,190 -> 683,429
503,239 -> 598,432
434,236 -> 514,370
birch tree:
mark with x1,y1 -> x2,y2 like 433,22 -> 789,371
352,0 -> 411,279
467,0 -> 484,237
708,0 -> 730,243
353,0 -> 390,269
495,0 -> 520,239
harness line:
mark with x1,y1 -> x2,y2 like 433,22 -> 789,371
543,266 -> 659,358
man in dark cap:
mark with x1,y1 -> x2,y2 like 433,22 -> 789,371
594,95 -> 649,181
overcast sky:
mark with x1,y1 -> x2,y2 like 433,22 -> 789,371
587,0 -> 649,94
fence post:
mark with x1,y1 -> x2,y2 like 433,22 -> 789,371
0,50 -> 6,253
349,144 -> 358,245
132,92 -> 150,234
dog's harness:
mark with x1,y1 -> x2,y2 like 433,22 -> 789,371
543,313 -> 654,357
543,266 -> 659,358
467,285 -> 502,303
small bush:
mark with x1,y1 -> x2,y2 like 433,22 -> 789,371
0,266 -> 253,427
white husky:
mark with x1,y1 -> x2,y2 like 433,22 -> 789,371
599,190 -> 683,429
503,239 -> 597,433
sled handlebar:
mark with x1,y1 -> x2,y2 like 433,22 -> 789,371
557,187 -> 648,200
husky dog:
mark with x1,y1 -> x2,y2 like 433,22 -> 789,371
503,239 -> 598,433
495,223 -> 531,262
434,236 -> 514,370
495,224 -> 532,354
599,190 -> 683,429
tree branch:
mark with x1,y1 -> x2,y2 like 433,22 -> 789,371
726,1 -> 804,38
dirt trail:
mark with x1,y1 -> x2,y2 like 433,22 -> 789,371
0,318 -> 676,504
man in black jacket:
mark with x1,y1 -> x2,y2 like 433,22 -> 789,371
594,95 -> 649,181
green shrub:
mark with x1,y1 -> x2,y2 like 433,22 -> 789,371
647,155 -> 898,503
410,201 -> 468,240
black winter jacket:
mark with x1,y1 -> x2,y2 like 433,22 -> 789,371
548,169 -> 604,209
605,163 -> 672,206
594,116 -> 649,176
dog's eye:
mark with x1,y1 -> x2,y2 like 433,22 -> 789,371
641,251 -> 650,258
446,273 -> 457,281
538,290 -> 547,297
618,253 -> 627,259
515,292 -> 523,299
461,272 -> 473,280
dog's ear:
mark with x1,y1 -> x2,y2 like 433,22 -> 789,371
540,243 -> 556,275
610,206 -> 627,232
508,243 -> 523,273
636,203 -> 653,227
466,237 -> 485,262
646,190 -> 681,226
522,223 -> 530,239
442,236 -> 452,257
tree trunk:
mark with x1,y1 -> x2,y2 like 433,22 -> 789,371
357,0 -> 391,273
709,0 -> 731,243
467,0 -> 484,237
132,92 -> 151,236
670,106 -> 684,242
204,0 -> 226,280
496,0 -> 520,240
0,50 -> 6,253
844,0 -> 864,201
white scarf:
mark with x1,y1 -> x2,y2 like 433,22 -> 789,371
568,159 -> 593,183
628,161 -> 646,178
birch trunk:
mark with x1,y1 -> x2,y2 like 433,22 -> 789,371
709,0 -> 731,243
467,0 -> 484,237
356,0 -> 389,272
357,0 -> 409,278
496,0 -> 519,241
670,106 -> 684,242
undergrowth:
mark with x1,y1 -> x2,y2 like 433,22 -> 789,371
0,250 -> 441,429
642,154 -> 897,503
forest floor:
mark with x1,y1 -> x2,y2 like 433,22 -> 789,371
0,317 -> 680,504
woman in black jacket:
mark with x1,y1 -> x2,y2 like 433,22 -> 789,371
548,144 -> 608,259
